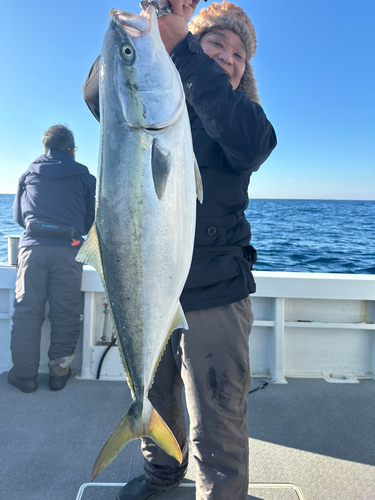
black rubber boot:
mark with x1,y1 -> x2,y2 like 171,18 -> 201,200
49,367 -> 71,391
7,367 -> 38,393
116,474 -> 181,500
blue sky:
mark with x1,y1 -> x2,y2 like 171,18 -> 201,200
0,0 -> 374,199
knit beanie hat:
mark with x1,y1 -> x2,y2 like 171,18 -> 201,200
189,0 -> 260,105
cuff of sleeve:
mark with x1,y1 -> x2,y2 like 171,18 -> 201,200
170,32 -> 204,59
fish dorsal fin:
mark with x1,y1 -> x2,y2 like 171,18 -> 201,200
169,301 -> 188,333
194,153 -> 203,203
76,223 -> 135,398
151,139 -> 171,200
76,223 -> 104,283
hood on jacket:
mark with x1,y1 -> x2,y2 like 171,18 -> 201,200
27,150 -> 90,179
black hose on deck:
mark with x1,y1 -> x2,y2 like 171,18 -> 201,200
249,381 -> 269,394
96,337 -> 117,380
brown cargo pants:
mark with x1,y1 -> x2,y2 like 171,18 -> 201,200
142,296 -> 254,500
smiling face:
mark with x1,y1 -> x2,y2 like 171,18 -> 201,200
200,29 -> 246,90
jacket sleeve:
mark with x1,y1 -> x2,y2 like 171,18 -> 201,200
84,174 -> 96,235
13,175 -> 26,228
170,33 -> 277,173
82,56 -> 101,122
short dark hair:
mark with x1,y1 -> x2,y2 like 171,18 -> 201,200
42,124 -> 75,152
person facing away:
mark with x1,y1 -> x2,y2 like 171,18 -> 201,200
8,124 -> 96,394
82,0 -> 276,499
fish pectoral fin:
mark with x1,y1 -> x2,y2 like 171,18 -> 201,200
152,139 -> 172,200
91,400 -> 181,480
194,153 -> 203,203
75,223 -> 105,282
147,405 -> 182,464
169,302 -> 188,333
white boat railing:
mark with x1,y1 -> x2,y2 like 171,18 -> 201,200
0,264 -> 374,382
75,481 -> 306,500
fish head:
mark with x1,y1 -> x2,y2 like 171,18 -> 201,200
101,6 -> 185,130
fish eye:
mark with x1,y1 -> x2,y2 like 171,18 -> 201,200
121,44 -> 134,61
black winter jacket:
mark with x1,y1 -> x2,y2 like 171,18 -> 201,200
14,150 -> 96,249
82,32 -> 276,312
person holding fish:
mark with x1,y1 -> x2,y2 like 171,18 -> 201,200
83,0 -> 276,499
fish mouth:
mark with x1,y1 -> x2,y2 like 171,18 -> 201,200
110,8 -> 152,38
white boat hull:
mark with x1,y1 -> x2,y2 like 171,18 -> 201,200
1,265 -> 374,382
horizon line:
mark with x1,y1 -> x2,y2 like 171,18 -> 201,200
1,193 -> 374,202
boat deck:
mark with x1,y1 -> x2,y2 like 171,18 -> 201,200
1,373 -> 374,500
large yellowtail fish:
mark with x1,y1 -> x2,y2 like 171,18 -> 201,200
77,5 -> 203,480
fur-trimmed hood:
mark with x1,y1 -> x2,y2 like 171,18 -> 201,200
188,0 -> 260,105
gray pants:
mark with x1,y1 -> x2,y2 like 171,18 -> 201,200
10,245 -> 83,378
142,297 -> 254,500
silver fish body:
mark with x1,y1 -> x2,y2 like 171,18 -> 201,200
77,6 -> 202,479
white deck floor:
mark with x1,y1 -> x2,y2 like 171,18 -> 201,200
1,265 -> 375,498
1,373 -> 374,500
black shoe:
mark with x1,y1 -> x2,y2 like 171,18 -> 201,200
116,474 -> 181,500
49,367 -> 71,391
7,367 -> 38,393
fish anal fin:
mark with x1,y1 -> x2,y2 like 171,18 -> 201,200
194,154 -> 203,203
145,303 -> 188,395
169,302 -> 188,334
76,223 -> 104,281
148,406 -> 182,464
152,139 -> 171,200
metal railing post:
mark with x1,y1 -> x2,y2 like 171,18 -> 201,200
80,291 -> 96,379
272,297 -> 287,383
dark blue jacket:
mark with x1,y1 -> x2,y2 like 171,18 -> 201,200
82,33 -> 276,311
171,34 -> 276,311
13,150 -> 96,249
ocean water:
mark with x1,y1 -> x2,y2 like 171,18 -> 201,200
0,194 -> 21,264
246,199 -> 375,274
0,195 -> 374,274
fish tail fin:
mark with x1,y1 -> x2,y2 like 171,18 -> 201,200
146,404 -> 182,465
91,400 -> 181,481
91,403 -> 136,481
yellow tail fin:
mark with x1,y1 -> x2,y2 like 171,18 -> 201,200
91,400 -> 181,480
148,405 -> 183,464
